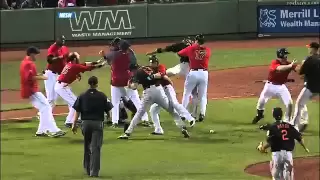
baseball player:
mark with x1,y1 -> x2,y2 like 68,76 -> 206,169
20,46 -> 65,137
291,43 -> 320,132
256,107 -> 309,180
146,37 -> 199,117
108,37 -> 150,126
252,48 -> 298,124
178,34 -> 211,122
55,52 -> 105,127
148,55 -> 195,135
44,35 -> 69,108
101,40 -> 136,128
118,66 -> 190,139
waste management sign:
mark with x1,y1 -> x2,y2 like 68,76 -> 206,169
55,6 -> 147,40
258,5 -> 319,37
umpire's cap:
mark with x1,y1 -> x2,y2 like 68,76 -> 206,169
195,34 -> 205,45
119,40 -> 131,51
26,46 -> 40,56
276,48 -> 290,58
306,42 -> 320,49
88,76 -> 98,86
272,107 -> 283,121
149,55 -> 159,64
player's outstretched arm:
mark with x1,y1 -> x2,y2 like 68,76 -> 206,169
33,75 -> 48,80
297,138 -> 310,153
275,59 -> 298,72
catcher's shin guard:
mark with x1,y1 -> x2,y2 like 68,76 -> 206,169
122,97 -> 137,114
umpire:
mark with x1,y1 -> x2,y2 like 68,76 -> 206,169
71,76 -> 113,177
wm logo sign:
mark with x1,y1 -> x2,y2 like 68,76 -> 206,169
69,10 -> 134,32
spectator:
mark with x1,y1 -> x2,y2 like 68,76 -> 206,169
58,0 -> 75,7
1,0 -> 12,9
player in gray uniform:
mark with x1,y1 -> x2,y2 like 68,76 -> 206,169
118,66 -> 190,139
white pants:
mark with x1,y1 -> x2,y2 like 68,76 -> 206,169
291,87 -> 319,127
125,85 -> 185,134
270,151 -> 294,180
257,82 -> 293,121
166,62 -> 190,77
54,82 -> 77,124
127,89 -> 149,121
111,86 -> 128,124
44,70 -> 59,107
150,85 -> 194,133
182,70 -> 208,116
30,92 -> 61,134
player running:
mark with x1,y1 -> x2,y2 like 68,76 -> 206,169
148,55 -> 195,135
118,66 -> 190,139
20,46 -> 65,137
252,48 -> 298,124
178,34 -> 211,122
55,52 -> 105,127
256,107 -> 309,180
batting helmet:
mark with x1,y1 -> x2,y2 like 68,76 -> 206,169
195,34 -> 205,45
276,48 -> 290,58
272,107 -> 283,121
56,35 -> 66,46
148,55 -> 159,64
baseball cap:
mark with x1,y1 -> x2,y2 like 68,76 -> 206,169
119,40 -> 131,51
272,107 -> 283,121
149,55 -> 159,63
26,46 -> 40,55
88,76 -> 98,86
306,42 -> 320,49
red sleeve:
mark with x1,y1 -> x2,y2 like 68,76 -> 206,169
24,63 -> 36,81
158,64 -> 167,75
178,46 -> 192,57
269,60 -> 280,71
74,64 -> 95,73
47,45 -> 55,56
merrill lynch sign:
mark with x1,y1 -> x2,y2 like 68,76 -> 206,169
58,10 -> 135,38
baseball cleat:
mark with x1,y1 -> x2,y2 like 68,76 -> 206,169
65,123 -> 73,128
189,119 -> 196,127
150,132 -> 164,135
118,133 -> 130,139
111,123 -> 119,128
180,116 -> 186,121
252,115 -> 264,124
181,127 -> 190,138
198,114 -> 205,122
36,112 -> 40,120
35,132 -> 48,137
47,131 -> 66,138
140,121 -> 152,127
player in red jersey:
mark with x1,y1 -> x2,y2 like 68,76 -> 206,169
178,34 -> 211,122
44,35 -> 69,108
20,46 -> 65,137
148,55 -> 195,135
54,52 -> 106,127
252,48 -> 298,124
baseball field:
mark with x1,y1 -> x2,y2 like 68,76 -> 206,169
0,37 -> 319,180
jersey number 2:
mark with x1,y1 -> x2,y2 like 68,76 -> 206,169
281,129 -> 289,140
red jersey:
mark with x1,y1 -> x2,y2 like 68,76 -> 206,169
158,64 -> 171,86
20,56 -> 38,98
178,44 -> 211,69
47,43 -> 69,74
58,63 -> 95,84
268,60 -> 292,85
106,51 -> 131,87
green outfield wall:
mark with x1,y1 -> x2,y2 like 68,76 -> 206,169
0,0 -> 318,45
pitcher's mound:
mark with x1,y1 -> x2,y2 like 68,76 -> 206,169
244,156 -> 319,180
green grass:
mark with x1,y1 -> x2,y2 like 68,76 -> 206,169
1,99 -> 319,180
0,47 -> 308,91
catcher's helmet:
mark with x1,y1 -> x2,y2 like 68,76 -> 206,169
149,55 -> 159,64
272,107 -> 283,121
276,48 -> 290,58
110,37 -> 122,47
195,34 -> 205,45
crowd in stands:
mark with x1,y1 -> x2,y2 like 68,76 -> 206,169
0,0 -> 199,9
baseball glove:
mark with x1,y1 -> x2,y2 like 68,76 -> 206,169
256,142 -> 268,153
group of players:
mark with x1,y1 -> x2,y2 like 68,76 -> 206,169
19,34 -> 211,139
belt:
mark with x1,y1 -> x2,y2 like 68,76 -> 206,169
191,68 -> 207,71
267,81 -> 282,85
144,84 -> 160,89
47,69 -> 59,74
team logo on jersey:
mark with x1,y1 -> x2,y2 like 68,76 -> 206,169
259,9 -> 277,28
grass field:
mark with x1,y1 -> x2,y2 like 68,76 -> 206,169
1,46 -> 319,180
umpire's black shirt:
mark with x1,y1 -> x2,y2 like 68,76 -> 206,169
267,121 -> 302,152
300,55 -> 320,93
73,88 -> 113,121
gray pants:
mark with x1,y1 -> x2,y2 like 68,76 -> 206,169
81,120 -> 104,177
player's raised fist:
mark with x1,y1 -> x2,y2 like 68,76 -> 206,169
99,50 -> 105,57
